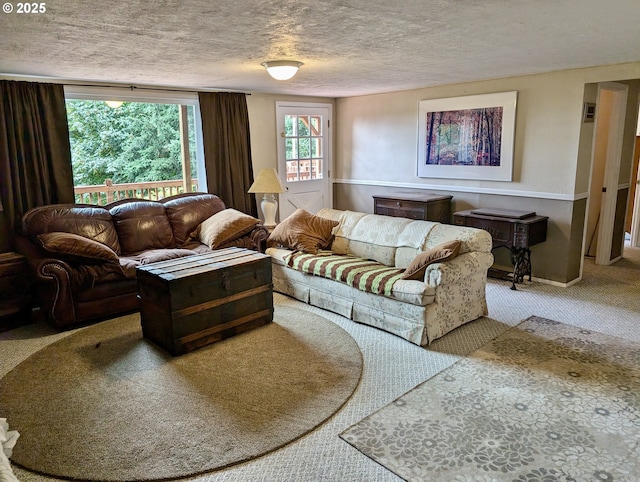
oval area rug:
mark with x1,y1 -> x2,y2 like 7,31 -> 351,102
0,305 -> 363,481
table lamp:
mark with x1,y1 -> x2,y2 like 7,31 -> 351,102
248,168 -> 285,228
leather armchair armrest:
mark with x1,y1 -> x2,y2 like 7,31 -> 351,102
14,235 -> 78,328
36,258 -> 78,328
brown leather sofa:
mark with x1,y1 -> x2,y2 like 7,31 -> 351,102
15,192 -> 269,329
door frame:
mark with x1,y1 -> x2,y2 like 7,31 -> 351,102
629,116 -> 640,247
593,82 -> 629,265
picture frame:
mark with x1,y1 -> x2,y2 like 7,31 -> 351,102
417,91 -> 517,181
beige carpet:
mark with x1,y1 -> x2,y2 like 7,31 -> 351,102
3,250 -> 640,482
340,315 -> 640,481
0,305 -> 362,481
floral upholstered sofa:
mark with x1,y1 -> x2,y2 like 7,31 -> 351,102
266,208 -> 494,346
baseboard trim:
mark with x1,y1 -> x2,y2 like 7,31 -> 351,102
531,276 -> 579,288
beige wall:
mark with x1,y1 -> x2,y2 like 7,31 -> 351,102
333,62 -> 640,284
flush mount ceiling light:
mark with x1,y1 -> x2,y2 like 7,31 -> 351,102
104,100 -> 123,108
261,60 -> 303,81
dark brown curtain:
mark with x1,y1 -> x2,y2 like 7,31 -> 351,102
0,81 -> 74,247
198,92 -> 257,217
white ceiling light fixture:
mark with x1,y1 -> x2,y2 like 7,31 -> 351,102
261,60 -> 303,81
104,100 -> 123,108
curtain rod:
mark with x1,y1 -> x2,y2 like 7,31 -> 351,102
0,75 -> 250,95
64,83 -> 251,95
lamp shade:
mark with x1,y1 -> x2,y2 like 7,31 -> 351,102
261,61 -> 303,81
248,168 -> 285,194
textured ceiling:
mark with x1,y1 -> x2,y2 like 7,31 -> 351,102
1,0 -> 639,97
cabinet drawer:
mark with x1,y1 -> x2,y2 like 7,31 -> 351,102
375,199 -> 426,220
374,195 -> 452,223
463,218 -> 513,245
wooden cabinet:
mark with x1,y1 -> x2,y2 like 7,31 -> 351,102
373,193 -> 453,223
453,208 -> 548,250
0,252 -> 33,330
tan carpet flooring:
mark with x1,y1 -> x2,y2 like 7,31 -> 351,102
2,247 -> 640,481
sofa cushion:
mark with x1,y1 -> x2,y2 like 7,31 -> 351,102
37,232 -> 120,264
329,212 -> 413,265
77,278 -> 138,299
285,251 -> 405,296
318,210 -> 443,268
163,193 -> 226,246
118,257 -> 140,279
267,209 -> 338,254
119,249 -> 198,278
180,239 -> 216,254
267,247 -> 436,306
401,240 -> 462,280
21,204 -> 121,254
196,208 -> 260,249
109,201 -> 175,255
123,248 -> 197,265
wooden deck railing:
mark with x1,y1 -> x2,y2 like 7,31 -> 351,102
74,179 -> 199,205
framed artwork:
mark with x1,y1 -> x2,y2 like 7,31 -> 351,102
417,91 -> 517,181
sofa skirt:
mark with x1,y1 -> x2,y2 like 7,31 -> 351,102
272,263 -> 430,345
271,255 -> 489,346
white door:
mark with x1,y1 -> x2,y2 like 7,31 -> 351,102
276,102 -> 332,220
594,82 -> 628,265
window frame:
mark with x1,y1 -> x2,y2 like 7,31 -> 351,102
63,85 -> 207,193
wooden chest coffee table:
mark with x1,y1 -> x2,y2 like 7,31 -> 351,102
136,248 -> 273,355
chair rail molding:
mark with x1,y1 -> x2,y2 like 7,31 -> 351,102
333,178 -> 592,202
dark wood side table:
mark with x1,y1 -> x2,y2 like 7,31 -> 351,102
373,192 -> 453,223
0,252 -> 33,331
453,208 -> 548,290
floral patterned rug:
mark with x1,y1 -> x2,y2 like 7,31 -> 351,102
340,316 -> 640,481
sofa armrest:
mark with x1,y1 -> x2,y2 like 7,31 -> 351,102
15,235 -> 88,328
424,251 -> 494,286
37,258 -> 78,327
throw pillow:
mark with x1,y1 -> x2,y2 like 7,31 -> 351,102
38,232 -> 120,264
401,240 -> 462,280
197,208 -> 260,249
267,209 -> 339,254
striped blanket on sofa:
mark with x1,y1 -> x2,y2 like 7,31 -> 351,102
284,251 -> 404,296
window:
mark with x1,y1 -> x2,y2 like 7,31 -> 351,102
64,86 -> 205,205
284,114 -> 324,182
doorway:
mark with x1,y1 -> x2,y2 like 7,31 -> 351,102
275,102 -> 333,220
627,123 -> 640,247
585,82 -> 629,265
